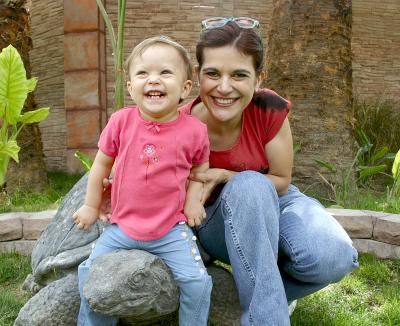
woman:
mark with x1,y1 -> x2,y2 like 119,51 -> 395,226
100,17 -> 358,325
179,17 -> 358,325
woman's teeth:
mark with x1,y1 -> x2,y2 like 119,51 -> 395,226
215,97 -> 235,105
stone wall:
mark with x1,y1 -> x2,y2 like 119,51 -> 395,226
28,1 -> 400,172
1,209 -> 399,259
30,0 -> 66,171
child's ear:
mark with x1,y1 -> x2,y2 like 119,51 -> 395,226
126,80 -> 133,97
180,80 -> 193,101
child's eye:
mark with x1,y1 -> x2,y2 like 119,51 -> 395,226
136,70 -> 147,77
161,70 -> 173,75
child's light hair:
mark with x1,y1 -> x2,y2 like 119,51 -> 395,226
125,35 -> 193,81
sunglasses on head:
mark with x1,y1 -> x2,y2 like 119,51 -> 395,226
201,17 -> 260,30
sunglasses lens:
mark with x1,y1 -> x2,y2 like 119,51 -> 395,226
234,17 -> 258,28
203,18 -> 227,29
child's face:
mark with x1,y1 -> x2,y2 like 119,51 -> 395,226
127,44 -> 192,122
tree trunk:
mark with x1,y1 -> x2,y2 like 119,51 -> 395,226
0,0 -> 47,192
266,0 -> 355,189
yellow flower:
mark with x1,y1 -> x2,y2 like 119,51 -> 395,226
392,149 -> 400,178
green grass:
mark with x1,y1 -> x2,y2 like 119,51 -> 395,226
1,252 -> 398,326
291,254 -> 400,326
0,171 -> 83,213
0,252 -> 31,326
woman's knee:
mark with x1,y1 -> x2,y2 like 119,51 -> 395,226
223,171 -> 275,197
221,171 -> 278,210
284,236 -> 359,284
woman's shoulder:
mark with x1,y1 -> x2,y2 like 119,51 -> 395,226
252,88 -> 292,112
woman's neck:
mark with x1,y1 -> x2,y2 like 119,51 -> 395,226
192,102 -> 242,150
194,102 -> 241,132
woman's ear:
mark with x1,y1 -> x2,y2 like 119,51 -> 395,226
256,71 -> 266,89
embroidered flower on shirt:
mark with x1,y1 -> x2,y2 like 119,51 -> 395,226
139,144 -> 160,166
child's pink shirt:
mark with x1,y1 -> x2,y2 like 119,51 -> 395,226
98,107 -> 209,240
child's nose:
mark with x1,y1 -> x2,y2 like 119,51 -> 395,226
147,74 -> 160,84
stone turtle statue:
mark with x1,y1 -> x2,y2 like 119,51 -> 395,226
15,174 -> 241,325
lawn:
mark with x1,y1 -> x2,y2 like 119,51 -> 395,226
1,252 -> 398,326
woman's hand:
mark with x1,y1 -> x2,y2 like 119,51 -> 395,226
98,177 -> 112,223
189,168 -> 234,204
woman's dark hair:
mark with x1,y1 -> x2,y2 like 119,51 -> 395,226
196,22 -> 264,75
196,22 -> 288,111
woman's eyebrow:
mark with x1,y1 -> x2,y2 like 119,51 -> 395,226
233,69 -> 251,75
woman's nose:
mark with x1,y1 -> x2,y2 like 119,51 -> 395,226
217,76 -> 233,94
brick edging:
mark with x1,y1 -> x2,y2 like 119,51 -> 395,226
0,208 -> 399,259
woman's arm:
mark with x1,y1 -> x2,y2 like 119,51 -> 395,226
264,117 -> 293,195
73,150 -> 115,229
190,117 -> 293,200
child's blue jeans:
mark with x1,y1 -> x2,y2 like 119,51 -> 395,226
77,223 -> 212,326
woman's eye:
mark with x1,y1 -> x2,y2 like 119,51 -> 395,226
205,71 -> 219,78
233,73 -> 248,79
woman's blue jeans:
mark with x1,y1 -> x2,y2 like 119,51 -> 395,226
78,223 -> 212,326
197,171 -> 359,326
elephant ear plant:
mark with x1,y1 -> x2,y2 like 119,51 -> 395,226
0,44 -> 49,187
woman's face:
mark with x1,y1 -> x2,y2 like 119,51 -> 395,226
198,45 -> 262,124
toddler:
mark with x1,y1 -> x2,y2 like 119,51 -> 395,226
74,35 -> 212,326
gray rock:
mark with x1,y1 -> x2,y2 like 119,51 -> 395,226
208,265 -> 241,326
85,250 -> 179,319
30,173 -> 106,289
14,273 -> 80,326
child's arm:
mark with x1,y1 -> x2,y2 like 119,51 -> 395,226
184,161 -> 209,227
73,150 -> 115,229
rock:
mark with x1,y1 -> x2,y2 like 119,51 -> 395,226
14,273 -> 80,326
208,265 -> 241,326
352,239 -> 400,259
0,213 -> 22,241
85,250 -> 179,322
30,173 -> 106,288
0,239 -> 36,256
22,210 -> 55,240
372,214 -> 400,246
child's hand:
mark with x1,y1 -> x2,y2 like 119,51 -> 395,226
184,201 -> 206,227
73,205 -> 99,230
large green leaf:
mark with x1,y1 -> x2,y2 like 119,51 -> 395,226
0,140 -> 20,163
18,107 -> 49,124
0,45 -> 30,124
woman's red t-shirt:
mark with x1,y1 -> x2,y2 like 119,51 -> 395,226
179,88 -> 291,173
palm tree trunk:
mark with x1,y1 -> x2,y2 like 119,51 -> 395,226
0,0 -> 47,192
266,0 -> 355,189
